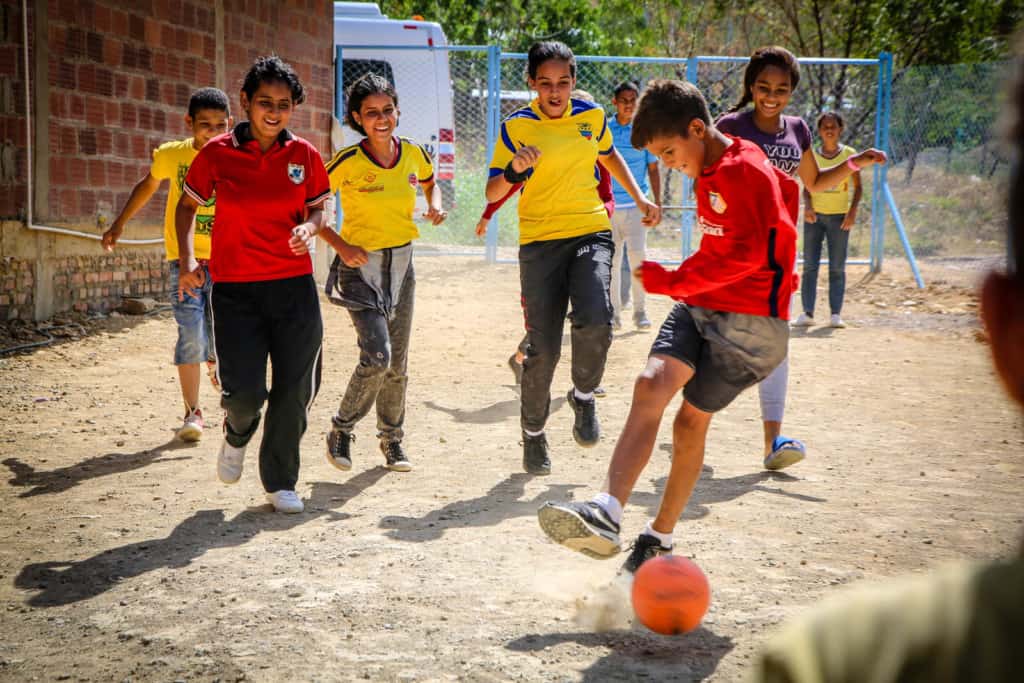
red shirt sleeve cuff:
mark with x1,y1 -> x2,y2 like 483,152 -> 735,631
639,261 -> 670,295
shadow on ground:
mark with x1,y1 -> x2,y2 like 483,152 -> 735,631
506,625 -> 733,681
3,438 -> 196,497
13,469 -> 387,607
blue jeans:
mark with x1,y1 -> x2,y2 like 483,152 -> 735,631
801,213 -> 850,316
167,260 -> 213,365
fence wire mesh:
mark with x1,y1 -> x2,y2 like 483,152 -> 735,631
886,61 -> 1010,261
335,48 -> 1010,266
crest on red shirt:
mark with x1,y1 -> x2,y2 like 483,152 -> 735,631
408,174 -> 418,187
287,163 -> 305,185
709,191 -> 727,214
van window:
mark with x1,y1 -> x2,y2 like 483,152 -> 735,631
342,59 -> 396,94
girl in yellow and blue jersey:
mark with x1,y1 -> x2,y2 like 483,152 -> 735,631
320,73 -> 447,474
487,41 -> 662,476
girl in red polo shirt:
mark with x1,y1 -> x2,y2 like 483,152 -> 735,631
175,56 -> 331,514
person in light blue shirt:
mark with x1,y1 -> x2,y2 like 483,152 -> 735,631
608,81 -> 661,329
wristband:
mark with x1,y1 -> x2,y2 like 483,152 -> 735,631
845,157 -> 860,172
504,162 -> 530,184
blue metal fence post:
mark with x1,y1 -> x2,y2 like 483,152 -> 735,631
869,51 -> 888,273
878,52 -> 924,288
334,45 -> 345,235
680,56 -> 699,261
484,45 -> 502,263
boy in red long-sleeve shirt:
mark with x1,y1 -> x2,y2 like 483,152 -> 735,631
538,79 -> 799,573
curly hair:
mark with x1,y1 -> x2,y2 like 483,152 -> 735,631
241,55 -> 305,105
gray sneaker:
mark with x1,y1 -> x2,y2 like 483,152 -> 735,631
537,501 -> 621,559
634,312 -> 652,330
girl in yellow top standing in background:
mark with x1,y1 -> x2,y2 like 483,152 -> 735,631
487,41 -> 660,476
320,73 -> 447,474
793,112 -> 862,329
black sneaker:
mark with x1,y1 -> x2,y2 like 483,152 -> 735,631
380,440 -> 412,472
508,354 -> 524,385
537,501 -> 621,559
567,389 -> 600,447
325,429 -> 354,471
522,432 -> 551,475
620,533 -> 673,574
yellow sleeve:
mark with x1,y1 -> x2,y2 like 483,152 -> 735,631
417,143 -> 435,182
150,144 -> 173,180
595,110 -> 612,155
488,119 -> 517,176
325,146 -> 357,194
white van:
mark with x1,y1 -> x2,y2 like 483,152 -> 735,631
332,2 -> 455,186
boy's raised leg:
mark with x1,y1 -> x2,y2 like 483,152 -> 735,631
538,354 -> 693,558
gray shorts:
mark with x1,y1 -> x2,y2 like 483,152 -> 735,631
650,303 -> 789,413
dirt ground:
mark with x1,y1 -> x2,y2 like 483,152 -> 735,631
1,255 -> 1022,682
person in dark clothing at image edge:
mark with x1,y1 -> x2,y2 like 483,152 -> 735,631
175,55 -> 331,514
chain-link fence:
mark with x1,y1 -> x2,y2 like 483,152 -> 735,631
334,46 -> 1009,272
885,61 -> 1011,262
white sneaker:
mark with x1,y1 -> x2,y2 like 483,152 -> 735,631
266,489 -> 304,514
830,314 -> 846,328
217,437 -> 246,484
176,408 -> 204,443
792,312 -> 814,327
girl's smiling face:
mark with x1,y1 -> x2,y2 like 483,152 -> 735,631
750,65 -> 794,121
528,59 -> 575,118
353,92 -> 399,144
241,80 -> 293,145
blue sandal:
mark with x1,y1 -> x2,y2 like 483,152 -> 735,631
764,436 -> 806,470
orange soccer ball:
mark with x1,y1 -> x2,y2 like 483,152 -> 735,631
631,556 -> 711,635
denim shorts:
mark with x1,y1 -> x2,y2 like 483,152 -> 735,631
651,303 -> 788,413
167,260 -> 214,365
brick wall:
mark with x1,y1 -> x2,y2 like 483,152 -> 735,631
0,256 -> 34,320
0,0 -> 29,220
0,0 -> 334,321
41,0 -> 334,227
51,252 -> 170,315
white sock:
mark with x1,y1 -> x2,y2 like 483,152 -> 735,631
644,520 -> 674,548
524,428 -> 544,437
574,388 -> 594,402
592,492 -> 623,525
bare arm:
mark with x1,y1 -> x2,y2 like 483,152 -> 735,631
803,188 -> 816,223
174,194 -> 202,301
486,145 -> 540,201
420,178 -> 447,225
604,149 -> 661,226
102,173 -> 163,250
842,171 -> 863,230
798,147 -> 887,193
647,161 -> 662,206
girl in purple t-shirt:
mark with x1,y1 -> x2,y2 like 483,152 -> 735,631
716,46 -> 887,471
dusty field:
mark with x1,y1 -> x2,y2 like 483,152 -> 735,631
1,256 -> 1022,682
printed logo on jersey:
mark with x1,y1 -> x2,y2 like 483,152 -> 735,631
577,122 -> 593,140
364,172 -> 377,184
697,216 -> 725,237
287,163 -> 305,185
709,192 -> 727,214
408,174 -> 418,188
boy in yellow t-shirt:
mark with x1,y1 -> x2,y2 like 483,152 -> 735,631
101,88 -> 231,442
793,111 -> 862,329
